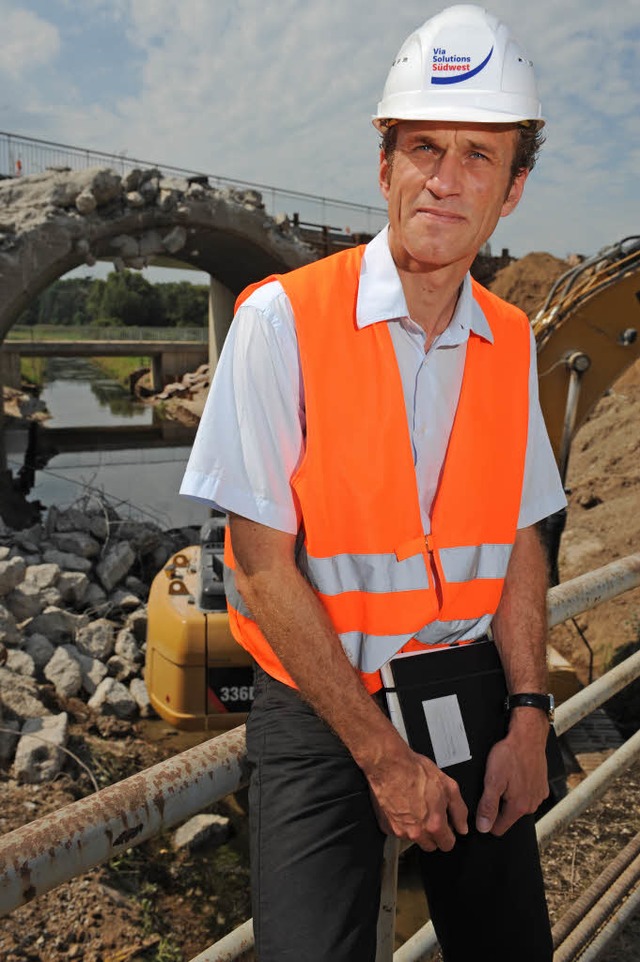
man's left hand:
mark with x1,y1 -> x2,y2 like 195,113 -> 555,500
475,711 -> 549,836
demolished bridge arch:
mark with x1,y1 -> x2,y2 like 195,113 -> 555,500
0,165 -> 316,343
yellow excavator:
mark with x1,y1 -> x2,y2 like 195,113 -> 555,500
145,235 -> 640,730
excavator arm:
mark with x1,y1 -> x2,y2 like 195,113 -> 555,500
533,236 -> 640,483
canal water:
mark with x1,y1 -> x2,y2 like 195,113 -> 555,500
7,357 -> 208,529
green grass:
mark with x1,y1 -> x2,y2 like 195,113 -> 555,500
92,355 -> 150,383
20,357 -> 47,387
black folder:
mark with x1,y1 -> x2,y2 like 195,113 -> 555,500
382,641 -> 509,815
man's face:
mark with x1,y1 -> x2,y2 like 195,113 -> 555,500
379,121 -> 528,273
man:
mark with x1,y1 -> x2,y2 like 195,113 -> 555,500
182,6 -> 567,960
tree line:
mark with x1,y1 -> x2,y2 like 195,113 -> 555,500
19,271 -> 209,328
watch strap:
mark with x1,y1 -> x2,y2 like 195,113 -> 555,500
505,692 -> 555,721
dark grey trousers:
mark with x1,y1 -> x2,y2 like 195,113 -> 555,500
246,667 -> 553,962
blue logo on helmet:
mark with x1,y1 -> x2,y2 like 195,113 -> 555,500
431,46 -> 493,85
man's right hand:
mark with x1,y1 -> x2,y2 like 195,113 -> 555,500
366,745 -> 468,852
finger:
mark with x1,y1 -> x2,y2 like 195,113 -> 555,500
490,801 -> 523,837
446,781 -> 469,836
425,813 -> 456,852
476,783 -> 502,834
417,836 -> 438,853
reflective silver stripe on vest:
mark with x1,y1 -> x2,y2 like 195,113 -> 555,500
340,631 -> 416,673
298,547 -> 430,596
413,614 -> 493,647
340,613 -> 493,673
223,565 -> 254,620
439,544 -> 512,583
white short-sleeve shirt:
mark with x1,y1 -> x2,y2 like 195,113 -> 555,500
181,227 -> 566,531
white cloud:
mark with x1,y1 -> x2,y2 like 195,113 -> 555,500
0,5 -> 60,79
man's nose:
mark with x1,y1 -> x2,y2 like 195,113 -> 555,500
425,151 -> 462,197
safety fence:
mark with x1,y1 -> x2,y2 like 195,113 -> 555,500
0,130 -> 387,239
0,553 -> 639,961
6,325 -> 208,344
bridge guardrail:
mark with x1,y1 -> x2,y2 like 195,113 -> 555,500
0,554 -> 639,960
5,325 -> 208,343
0,130 -> 387,239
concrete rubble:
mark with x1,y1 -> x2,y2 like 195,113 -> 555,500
0,165 -> 315,340
172,813 -> 231,852
0,493 -> 201,782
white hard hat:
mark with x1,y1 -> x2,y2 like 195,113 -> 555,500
373,4 -> 544,130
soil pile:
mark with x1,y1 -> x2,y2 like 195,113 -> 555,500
489,250 -> 571,318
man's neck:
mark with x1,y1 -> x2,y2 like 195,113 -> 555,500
396,261 -> 470,351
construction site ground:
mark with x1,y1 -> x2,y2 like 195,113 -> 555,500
1,252 -> 639,960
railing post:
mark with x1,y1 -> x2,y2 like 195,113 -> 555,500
376,836 -> 400,961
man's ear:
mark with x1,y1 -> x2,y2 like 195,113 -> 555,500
501,169 -> 529,219
379,148 -> 391,201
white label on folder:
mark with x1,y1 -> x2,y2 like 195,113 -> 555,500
421,694 -> 471,769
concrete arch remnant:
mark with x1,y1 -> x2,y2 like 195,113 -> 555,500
0,166 -> 317,339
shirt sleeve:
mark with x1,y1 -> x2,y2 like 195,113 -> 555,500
517,325 -> 568,528
179,281 -> 305,534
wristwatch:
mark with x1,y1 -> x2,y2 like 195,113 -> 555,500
505,692 -> 555,722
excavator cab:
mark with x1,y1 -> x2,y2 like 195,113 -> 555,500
145,519 -> 254,730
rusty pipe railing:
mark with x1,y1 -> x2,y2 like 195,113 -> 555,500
0,725 -> 248,916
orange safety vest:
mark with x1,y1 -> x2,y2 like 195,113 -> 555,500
223,245 -> 530,693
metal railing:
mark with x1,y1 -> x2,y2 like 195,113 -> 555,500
1,553 -> 639,961
6,325 -> 208,343
0,130 -> 387,238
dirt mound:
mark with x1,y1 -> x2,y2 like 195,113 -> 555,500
489,251 -> 571,318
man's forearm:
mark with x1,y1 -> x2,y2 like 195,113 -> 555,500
491,524 -> 549,696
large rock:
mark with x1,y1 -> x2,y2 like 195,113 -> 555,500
5,582 -> 46,621
115,629 -> 143,664
76,618 -> 115,660
0,667 -> 49,721
0,557 -> 26,596
5,649 -> 36,677
88,677 -> 137,719
83,582 -> 108,611
173,814 -> 231,852
109,589 -> 142,612
96,542 -> 136,592
57,570 -> 90,607
129,678 -> 153,718
28,606 -> 80,643
0,604 -> 20,645
41,586 -> 63,609
50,532 -> 100,559
23,633 -> 55,671
42,549 -> 92,574
125,608 -> 148,644
44,646 -> 82,697
13,713 -> 69,784
106,654 -> 137,683
62,644 -> 107,695
15,523 -> 43,553
25,562 -> 60,590
113,521 -> 163,555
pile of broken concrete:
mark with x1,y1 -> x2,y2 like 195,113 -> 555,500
0,493 -> 197,785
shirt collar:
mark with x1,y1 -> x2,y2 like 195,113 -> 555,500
355,225 -> 494,345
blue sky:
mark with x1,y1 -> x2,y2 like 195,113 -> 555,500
1,0 -> 638,262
